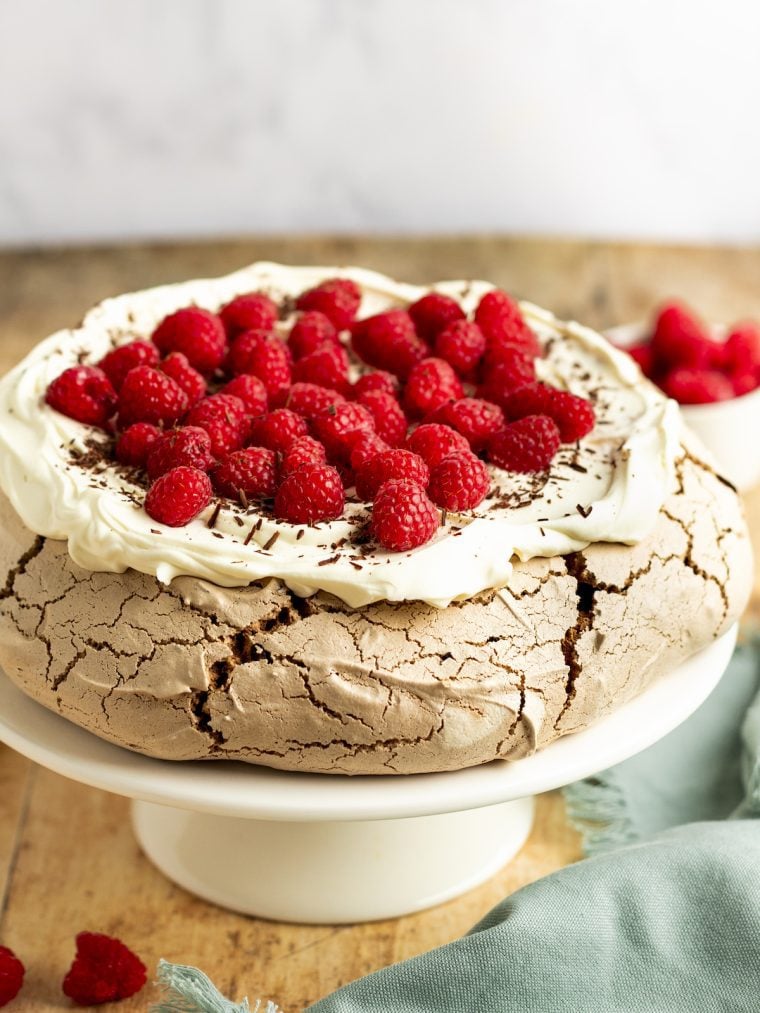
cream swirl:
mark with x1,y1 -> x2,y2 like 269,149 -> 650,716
0,263 -> 680,608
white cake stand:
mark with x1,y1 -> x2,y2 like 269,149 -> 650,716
0,626 -> 736,924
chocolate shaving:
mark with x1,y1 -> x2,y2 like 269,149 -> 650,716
207,502 -> 222,529
576,503 -> 592,518
262,531 -> 280,551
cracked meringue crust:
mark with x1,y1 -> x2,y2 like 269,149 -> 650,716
0,439 -> 751,774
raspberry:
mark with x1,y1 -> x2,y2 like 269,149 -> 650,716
185,394 -> 248,457
98,340 -> 159,390
650,302 -> 715,370
274,463 -> 345,524
488,415 -> 560,473
660,367 -> 734,405
435,320 -> 486,377
220,292 -> 278,338
403,358 -> 464,419
547,390 -> 596,442
0,945 -> 24,1007
228,329 -> 292,403
405,423 -> 471,468
115,422 -> 161,468
288,311 -> 339,360
312,402 -> 375,461
281,435 -> 327,476
408,292 -> 465,343
731,371 -> 759,396
284,382 -> 344,421
499,382 -> 554,421
428,452 -> 490,511
152,306 -> 226,374
146,426 -> 214,480
248,409 -> 308,453
477,349 -> 536,407
429,398 -> 505,452
723,322 -> 760,374
160,352 -> 206,405
356,390 -> 408,446
145,466 -> 212,526
625,343 -> 655,377
348,431 -> 391,471
295,277 -> 362,330
356,449 -> 429,501
351,371 -> 399,400
372,479 -> 439,551
46,366 -> 117,428
219,374 -> 269,415
291,341 -> 350,394
117,366 -> 188,428
213,447 -> 278,500
351,310 -> 428,378
475,290 -> 540,357
62,932 -> 146,1007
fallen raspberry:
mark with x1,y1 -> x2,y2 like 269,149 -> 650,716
351,370 -> 399,400
403,358 -> 464,419
98,340 -> 159,391
660,367 -> 734,404
219,374 -> 269,415
152,307 -> 226,375
249,409 -> 309,454
46,366 -> 117,428
408,292 -> 465,343
146,426 -> 215,480
219,292 -> 278,338
488,415 -> 560,473
428,452 -> 490,511
351,310 -> 428,378
295,278 -> 362,330
405,422 -> 471,468
356,448 -> 429,501
547,390 -> 596,442
311,402 -> 375,461
356,389 -> 408,446
650,302 -> 715,370
475,290 -> 541,357
281,435 -> 328,476
288,311 -> 339,360
284,382 -> 344,421
291,341 -> 350,394
213,447 -> 278,500
117,366 -> 188,428
0,945 -> 24,1007
115,422 -> 161,468
185,393 -> 249,457
723,321 -> 760,374
228,329 -> 292,403
62,932 -> 146,1007
372,478 -> 439,551
274,463 -> 345,523
428,397 -> 505,452
145,466 -> 212,526
435,320 -> 486,377
160,352 -> 206,406
347,431 -> 391,471
477,348 -> 536,406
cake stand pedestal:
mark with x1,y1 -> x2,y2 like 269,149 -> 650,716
0,626 -> 736,924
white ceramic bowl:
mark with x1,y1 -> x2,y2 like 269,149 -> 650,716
606,321 -> 760,492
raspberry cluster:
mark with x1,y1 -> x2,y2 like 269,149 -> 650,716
45,278 -> 596,552
621,301 -> 760,404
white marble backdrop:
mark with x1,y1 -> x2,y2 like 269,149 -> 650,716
1,0 -> 759,245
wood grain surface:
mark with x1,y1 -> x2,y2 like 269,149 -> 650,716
1,237 -> 759,1010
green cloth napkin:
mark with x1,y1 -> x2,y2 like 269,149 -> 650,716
153,641 -> 760,1013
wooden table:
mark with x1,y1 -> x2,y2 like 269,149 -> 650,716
1,237 -> 759,1010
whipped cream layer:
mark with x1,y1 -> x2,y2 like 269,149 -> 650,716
0,263 -> 680,608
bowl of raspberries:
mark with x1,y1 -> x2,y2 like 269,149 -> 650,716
608,301 -> 760,491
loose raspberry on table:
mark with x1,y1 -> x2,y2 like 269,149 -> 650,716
546,389 -> 596,442
0,945 -> 24,1007
152,306 -> 226,375
428,451 -> 490,511
117,366 -> 188,428
356,448 -> 429,501
488,415 -> 560,473
115,422 -> 161,468
145,466 -> 212,526
295,278 -> 362,331
185,393 -> 249,457
146,426 -> 215,480
355,389 -> 409,446
46,366 -> 117,429
405,422 -> 471,468
281,435 -> 327,476
351,310 -> 428,378
62,932 -> 147,1007
660,367 -> 734,404
228,329 -> 292,402
371,478 -> 439,551
428,397 -> 505,452
284,382 -> 344,421
213,447 -> 278,500
159,351 -> 207,406
435,320 -> 486,377
219,373 -> 269,415
477,348 -> 536,407
249,409 -> 309,454
219,292 -> 278,338
351,370 -> 399,400
650,302 -> 716,370
347,431 -> 391,471
98,340 -> 159,391
288,311 -> 339,360
403,358 -> 464,419
291,341 -> 350,394
408,292 -> 466,343
274,463 -> 345,524
311,402 -> 375,460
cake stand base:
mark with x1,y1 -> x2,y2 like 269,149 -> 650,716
131,796 -> 535,923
